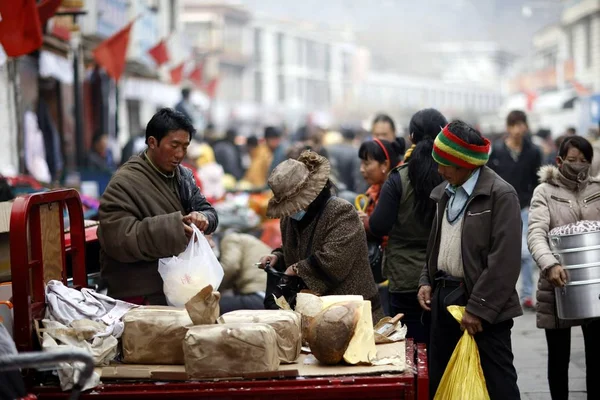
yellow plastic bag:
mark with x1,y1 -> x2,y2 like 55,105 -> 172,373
434,306 -> 490,400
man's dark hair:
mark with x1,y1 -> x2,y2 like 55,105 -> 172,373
373,113 -> 396,133
181,88 -> 191,99
145,108 -> 195,144
566,126 -> 577,135
448,120 -> 486,146
92,131 -> 107,146
558,136 -> 593,162
506,110 -> 528,127
225,128 -> 237,143
536,129 -> 552,140
340,126 -> 356,141
264,126 -> 281,139
246,135 -> 258,148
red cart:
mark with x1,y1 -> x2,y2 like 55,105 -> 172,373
8,189 -> 429,400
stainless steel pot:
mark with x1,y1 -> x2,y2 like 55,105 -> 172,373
550,231 -> 600,251
550,230 -> 600,320
555,279 -> 600,320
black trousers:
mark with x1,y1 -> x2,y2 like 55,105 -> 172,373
219,293 -> 265,315
545,319 -> 600,400
429,282 -> 520,400
389,291 -> 430,346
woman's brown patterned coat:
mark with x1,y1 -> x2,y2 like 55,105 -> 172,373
273,197 -> 383,321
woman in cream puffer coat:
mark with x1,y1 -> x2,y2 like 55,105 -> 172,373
527,136 -> 600,400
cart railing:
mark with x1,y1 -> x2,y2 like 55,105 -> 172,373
10,189 -> 87,353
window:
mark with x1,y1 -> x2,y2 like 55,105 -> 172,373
296,38 -> 304,67
585,17 -> 592,68
324,44 -> 331,75
278,74 -> 285,102
169,0 -> 176,33
254,71 -> 263,103
342,52 -> 351,79
297,78 -> 305,101
223,19 -> 243,54
126,100 -> 142,137
254,28 -> 262,64
277,33 -> 285,66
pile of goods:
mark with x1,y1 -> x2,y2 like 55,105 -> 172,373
50,283 -> 406,384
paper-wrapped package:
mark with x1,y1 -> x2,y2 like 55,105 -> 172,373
218,310 -> 301,363
185,285 -> 221,325
307,300 -> 377,365
295,293 -> 363,345
184,323 -> 280,378
122,306 -> 192,364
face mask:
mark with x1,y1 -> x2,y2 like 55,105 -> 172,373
290,210 -> 306,221
559,160 -> 590,182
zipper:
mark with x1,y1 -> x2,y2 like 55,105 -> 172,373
467,210 -> 491,217
583,192 -> 600,205
429,203 -> 440,269
550,195 -> 571,204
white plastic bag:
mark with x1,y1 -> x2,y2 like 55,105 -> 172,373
158,224 -> 224,307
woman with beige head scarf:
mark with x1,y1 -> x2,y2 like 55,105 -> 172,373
258,151 -> 384,322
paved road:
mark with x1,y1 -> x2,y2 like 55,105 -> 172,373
514,274 -> 587,399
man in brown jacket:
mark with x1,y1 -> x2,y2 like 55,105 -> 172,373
418,121 -> 522,399
98,108 -> 218,305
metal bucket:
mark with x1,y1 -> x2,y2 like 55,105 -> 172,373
555,280 -> 600,320
550,231 -> 600,320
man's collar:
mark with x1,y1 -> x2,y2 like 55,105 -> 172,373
444,168 -> 481,197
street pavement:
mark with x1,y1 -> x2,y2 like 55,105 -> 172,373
514,273 -> 587,399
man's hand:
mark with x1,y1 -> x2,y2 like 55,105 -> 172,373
417,285 -> 432,311
461,311 -> 483,335
258,254 -> 279,269
548,265 -> 568,287
183,211 -> 209,232
183,223 -> 194,240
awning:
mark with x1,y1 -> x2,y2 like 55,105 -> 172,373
39,50 -> 73,84
533,89 -> 578,112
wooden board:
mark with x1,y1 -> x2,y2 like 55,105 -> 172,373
39,202 -> 64,283
99,341 -> 406,381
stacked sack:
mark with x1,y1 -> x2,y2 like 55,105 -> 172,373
121,285 -> 302,379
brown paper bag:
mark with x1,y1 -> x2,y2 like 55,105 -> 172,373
185,285 -> 221,325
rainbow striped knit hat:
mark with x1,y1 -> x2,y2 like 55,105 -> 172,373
432,124 -> 491,169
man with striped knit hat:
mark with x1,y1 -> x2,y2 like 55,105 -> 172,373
418,121 -> 522,399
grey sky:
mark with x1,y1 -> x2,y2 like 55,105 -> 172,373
236,0 -> 562,74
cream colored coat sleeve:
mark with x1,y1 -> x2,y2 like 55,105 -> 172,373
527,187 -> 560,271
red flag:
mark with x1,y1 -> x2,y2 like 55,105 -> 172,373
188,63 -> 203,86
204,78 -> 219,99
93,21 -> 134,81
37,0 -> 63,25
0,0 -> 43,57
170,63 -> 185,84
524,90 -> 537,112
570,80 -> 591,96
148,39 -> 169,66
